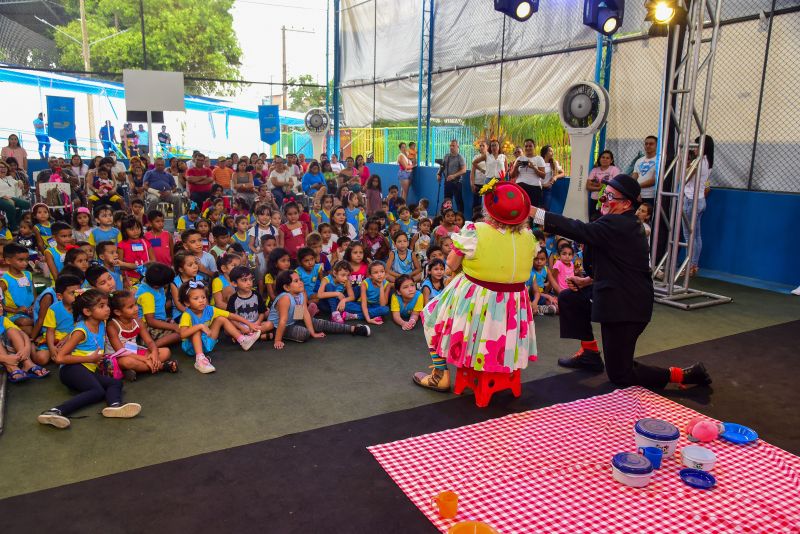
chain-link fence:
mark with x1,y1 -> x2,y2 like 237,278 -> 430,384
607,2 -> 800,193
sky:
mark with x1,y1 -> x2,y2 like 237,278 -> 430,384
230,0 -> 329,107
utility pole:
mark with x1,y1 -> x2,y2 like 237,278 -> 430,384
281,26 -> 315,110
281,26 -> 287,110
79,0 -> 97,155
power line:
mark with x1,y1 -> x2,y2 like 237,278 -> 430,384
234,0 -> 326,9
0,64 -> 327,87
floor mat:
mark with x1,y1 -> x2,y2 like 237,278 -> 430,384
0,321 -> 797,533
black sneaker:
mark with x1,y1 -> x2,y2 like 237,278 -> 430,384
681,362 -> 711,386
557,349 -> 604,372
352,324 -> 371,337
37,409 -> 70,429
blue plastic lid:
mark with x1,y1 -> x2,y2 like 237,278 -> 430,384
635,418 -> 680,441
612,452 -> 653,475
720,423 -> 758,444
680,468 -> 716,489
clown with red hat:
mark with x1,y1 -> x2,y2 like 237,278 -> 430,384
413,179 -> 539,392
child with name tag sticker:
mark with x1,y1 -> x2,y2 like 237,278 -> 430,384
118,216 -> 154,284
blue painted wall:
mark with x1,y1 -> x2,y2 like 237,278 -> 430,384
699,188 -> 799,287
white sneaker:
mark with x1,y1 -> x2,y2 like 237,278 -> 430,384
792,285 -> 800,296
102,402 -> 142,419
239,332 -> 259,351
194,355 -> 216,373
37,409 -> 70,429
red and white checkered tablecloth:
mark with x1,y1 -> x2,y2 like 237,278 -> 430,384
368,387 -> 800,534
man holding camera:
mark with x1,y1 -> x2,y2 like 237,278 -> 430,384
510,138 -> 546,208
437,139 -> 467,214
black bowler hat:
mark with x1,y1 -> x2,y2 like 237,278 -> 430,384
602,174 -> 641,203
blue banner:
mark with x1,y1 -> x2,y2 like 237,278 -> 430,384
258,105 -> 281,145
45,96 -> 76,142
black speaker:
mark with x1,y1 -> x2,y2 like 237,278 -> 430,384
126,110 -> 164,123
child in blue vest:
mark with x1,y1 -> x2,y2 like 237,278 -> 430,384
0,243 -> 36,336
359,261 -> 391,324
317,260 -> 361,323
43,221 -> 74,282
37,289 -> 142,429
32,203 -> 55,251
88,205 -> 121,247
386,231 -> 422,283
269,270 -> 369,350
86,265 -> 119,295
421,259 -> 447,306
0,299 -> 47,383
135,263 -> 181,348
35,274 -> 83,363
212,253 -> 241,309
96,240 -> 125,290
171,250 -> 203,321
178,280 -> 261,374
176,203 -> 200,231
390,274 -> 423,331
295,247 -> 323,317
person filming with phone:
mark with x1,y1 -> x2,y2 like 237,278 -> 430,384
510,138 -> 546,208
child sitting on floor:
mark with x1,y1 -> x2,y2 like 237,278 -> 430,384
359,260 -> 391,325
421,259 -> 447,306
212,253 -> 242,309
36,274 -> 82,364
178,280 -> 261,374
227,266 -> 273,339
317,260 -> 357,322
135,263 -> 181,348
270,270 -> 370,350
0,300 -> 42,383
1,243 -> 36,336
390,274 -> 423,331
37,289 -> 141,429
107,290 -> 176,380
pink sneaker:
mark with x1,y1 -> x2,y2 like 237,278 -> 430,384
342,312 -> 358,321
194,355 -> 216,374
331,311 -> 344,323
239,332 -> 259,351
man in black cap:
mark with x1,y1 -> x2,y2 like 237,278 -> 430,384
529,174 -> 711,389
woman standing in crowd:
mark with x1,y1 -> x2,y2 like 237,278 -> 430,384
510,138 -> 546,208
2,134 -> 28,172
587,150 -> 620,221
355,154 -> 370,188
397,142 -> 414,200
683,135 -> 714,276
540,144 -> 565,211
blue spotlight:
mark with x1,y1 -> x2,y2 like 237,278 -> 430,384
494,0 -> 539,22
584,0 -> 625,36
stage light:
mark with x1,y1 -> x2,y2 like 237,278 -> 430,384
494,0 -> 539,22
653,2 -> 674,23
584,1 -> 625,36
644,0 -> 687,35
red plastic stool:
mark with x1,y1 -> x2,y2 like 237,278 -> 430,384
453,367 -> 521,408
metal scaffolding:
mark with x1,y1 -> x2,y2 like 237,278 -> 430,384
651,0 -> 731,310
415,0 -> 435,166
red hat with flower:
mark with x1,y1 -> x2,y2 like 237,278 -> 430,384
480,178 -> 531,225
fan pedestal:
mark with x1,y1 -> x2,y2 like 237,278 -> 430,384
562,134 -> 593,221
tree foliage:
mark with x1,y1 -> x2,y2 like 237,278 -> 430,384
287,74 -> 327,112
52,0 -> 242,95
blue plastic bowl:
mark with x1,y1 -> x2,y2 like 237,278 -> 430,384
720,423 -> 758,444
